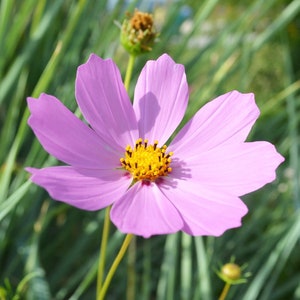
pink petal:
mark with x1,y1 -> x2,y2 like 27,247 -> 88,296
159,178 -> 248,236
75,54 -> 138,151
170,91 -> 260,154
27,94 -> 119,168
174,142 -> 284,196
133,54 -> 188,146
26,166 -> 131,210
110,182 -> 183,238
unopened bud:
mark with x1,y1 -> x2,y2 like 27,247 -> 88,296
221,263 -> 241,281
216,261 -> 249,285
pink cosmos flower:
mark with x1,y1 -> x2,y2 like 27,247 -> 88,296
26,54 -> 284,238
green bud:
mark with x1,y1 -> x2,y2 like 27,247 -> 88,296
221,263 -> 241,281
121,9 -> 158,56
216,261 -> 249,285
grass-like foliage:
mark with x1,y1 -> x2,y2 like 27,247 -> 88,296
0,0 -> 300,299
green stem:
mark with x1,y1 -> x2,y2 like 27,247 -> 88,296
98,234 -> 134,300
124,54 -> 136,91
96,206 -> 111,298
126,235 -> 136,300
219,282 -> 231,300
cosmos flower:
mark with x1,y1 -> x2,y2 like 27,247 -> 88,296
26,54 -> 284,238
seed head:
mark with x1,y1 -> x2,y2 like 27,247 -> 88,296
121,9 -> 158,56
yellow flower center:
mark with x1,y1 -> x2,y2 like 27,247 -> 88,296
120,138 -> 173,182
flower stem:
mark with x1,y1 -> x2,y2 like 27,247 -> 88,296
96,206 -> 111,298
98,233 -> 134,300
126,235 -> 136,300
124,54 -> 136,91
219,282 -> 231,300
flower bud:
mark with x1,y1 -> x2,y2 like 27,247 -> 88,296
121,9 -> 158,56
216,261 -> 249,285
221,263 -> 241,281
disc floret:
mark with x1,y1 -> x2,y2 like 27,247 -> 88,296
120,138 -> 173,182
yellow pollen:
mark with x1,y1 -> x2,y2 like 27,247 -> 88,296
120,138 -> 173,182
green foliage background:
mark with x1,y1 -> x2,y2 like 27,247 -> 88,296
0,0 -> 300,299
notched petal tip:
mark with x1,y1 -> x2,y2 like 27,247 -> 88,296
76,54 -> 119,89
157,53 -> 176,63
133,53 -> 188,145
27,92 -> 56,120
141,53 -> 186,79
27,93 -> 51,109
265,143 -> 285,183
150,53 -> 185,71
77,53 -> 116,75
227,89 -> 259,115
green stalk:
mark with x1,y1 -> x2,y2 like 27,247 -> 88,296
219,283 -> 231,300
98,234 -> 133,300
124,54 -> 136,91
126,235 -> 136,300
97,206 -> 111,298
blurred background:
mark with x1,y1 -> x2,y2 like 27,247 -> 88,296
0,0 -> 299,299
